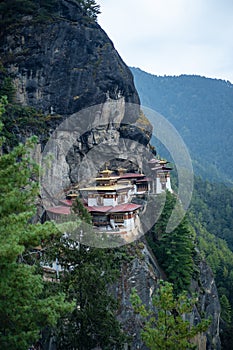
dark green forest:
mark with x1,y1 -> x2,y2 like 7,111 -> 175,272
146,183 -> 233,349
131,67 -> 233,185
0,0 -> 100,24
130,67 -> 233,348
190,178 -> 233,349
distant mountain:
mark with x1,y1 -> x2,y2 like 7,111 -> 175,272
131,67 -> 233,184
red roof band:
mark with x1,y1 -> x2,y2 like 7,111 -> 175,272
118,173 -> 145,179
47,203 -> 142,216
47,206 -> 71,215
88,203 -> 141,213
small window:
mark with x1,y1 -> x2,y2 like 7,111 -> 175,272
114,214 -> 124,223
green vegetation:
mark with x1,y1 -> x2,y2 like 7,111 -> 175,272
189,176 -> 233,349
43,198 -> 127,349
147,192 -> 195,294
46,239 -> 127,349
131,280 -> 210,350
0,0 -> 57,24
0,0 -> 101,25
0,97 -> 72,350
191,177 -> 233,251
145,181 -> 233,348
0,70 -> 59,148
78,0 -> 100,20
0,76 -> 15,103
0,95 -> 126,349
49,198 -> 126,350
131,66 -> 233,347
1,103 -> 53,148
131,67 -> 233,184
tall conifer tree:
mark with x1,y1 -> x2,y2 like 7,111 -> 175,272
0,97 -> 72,350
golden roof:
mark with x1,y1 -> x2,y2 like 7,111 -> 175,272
66,193 -> 78,197
95,176 -> 119,181
99,169 -> 113,175
79,184 -> 132,192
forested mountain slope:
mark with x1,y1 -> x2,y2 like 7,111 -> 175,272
189,177 -> 233,349
131,66 -> 233,347
131,67 -> 233,184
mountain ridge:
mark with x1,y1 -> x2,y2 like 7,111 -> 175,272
131,66 -> 233,185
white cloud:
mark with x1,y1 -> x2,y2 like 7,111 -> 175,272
98,0 -> 233,82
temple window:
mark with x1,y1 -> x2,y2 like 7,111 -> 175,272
114,214 -> 124,223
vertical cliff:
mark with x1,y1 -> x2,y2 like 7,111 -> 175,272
0,0 -> 139,118
0,0 -> 153,203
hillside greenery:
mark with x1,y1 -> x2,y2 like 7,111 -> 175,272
132,66 -> 233,349
0,68 -> 61,149
131,280 -> 210,350
146,192 -> 196,294
145,176 -> 233,349
189,177 -> 233,349
0,97 -> 73,350
131,67 -> 233,185
45,240 -> 127,349
0,95 -> 127,349
191,177 -> 233,251
42,197 -> 128,350
0,0 -> 100,24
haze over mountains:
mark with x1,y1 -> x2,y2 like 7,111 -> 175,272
131,67 -> 233,185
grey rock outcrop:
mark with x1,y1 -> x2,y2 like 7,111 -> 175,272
116,242 -> 221,350
0,0 -> 140,120
114,242 -> 163,350
1,0 -> 152,198
197,261 -> 221,350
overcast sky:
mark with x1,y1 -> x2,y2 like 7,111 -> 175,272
98,0 -> 233,83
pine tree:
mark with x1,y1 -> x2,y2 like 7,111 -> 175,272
78,0 -> 101,20
148,191 -> 195,293
220,295 -> 232,326
131,280 -> 210,350
43,198 -> 127,349
0,97 -> 72,350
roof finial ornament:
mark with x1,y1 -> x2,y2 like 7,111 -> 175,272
106,91 -> 110,101
105,161 -> 110,170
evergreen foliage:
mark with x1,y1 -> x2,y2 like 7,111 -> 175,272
130,280 -> 210,350
189,176 -> 233,349
0,70 -> 61,148
78,0 -> 101,20
131,67 -> 233,184
191,177 -> 233,251
0,0 -> 101,24
72,195 -> 93,225
220,295 -> 232,326
147,192 -> 195,293
0,97 -> 72,350
0,95 -> 126,349
189,219 -> 233,349
0,77 -> 15,103
50,242 -> 127,349
42,198 -> 127,349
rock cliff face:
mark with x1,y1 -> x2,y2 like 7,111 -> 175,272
117,243 -> 221,350
197,261 -> 221,349
0,1 -> 221,349
0,0 -> 139,116
115,242 -> 164,350
0,0 -> 152,191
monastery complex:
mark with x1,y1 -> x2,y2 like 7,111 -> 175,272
46,158 -> 172,234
